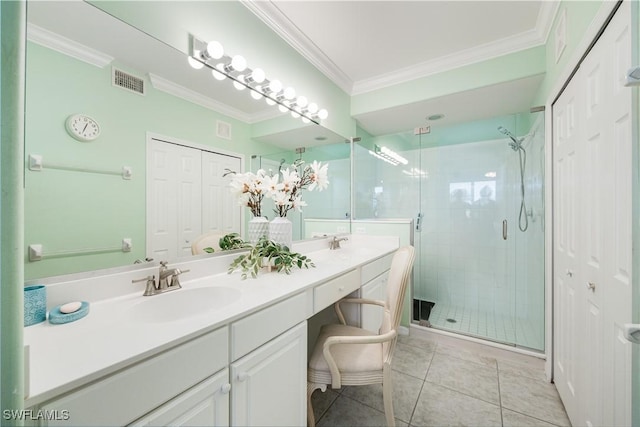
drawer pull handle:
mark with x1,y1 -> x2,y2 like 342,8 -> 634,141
237,372 -> 248,382
220,383 -> 231,394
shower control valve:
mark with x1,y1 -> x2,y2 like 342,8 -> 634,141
587,282 -> 596,292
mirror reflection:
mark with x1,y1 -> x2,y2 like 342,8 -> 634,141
24,1 -> 348,280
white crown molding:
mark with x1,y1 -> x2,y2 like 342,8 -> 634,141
27,23 -> 114,68
352,28 -> 546,95
243,0 -> 561,97
538,0 -> 562,44
240,0 -> 354,94
149,73 -> 251,122
149,73 -> 282,124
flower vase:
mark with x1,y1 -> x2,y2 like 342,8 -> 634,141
248,216 -> 269,245
269,217 -> 293,249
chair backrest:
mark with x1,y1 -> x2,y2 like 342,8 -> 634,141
191,232 -> 224,255
380,245 -> 416,361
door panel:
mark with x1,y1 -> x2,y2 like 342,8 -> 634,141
552,3 -> 633,426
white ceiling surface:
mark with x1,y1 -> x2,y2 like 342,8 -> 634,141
247,0 -> 555,135
29,1 -> 555,145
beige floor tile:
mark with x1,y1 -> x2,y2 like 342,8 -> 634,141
392,342 -> 434,379
341,370 -> 422,424
412,382 -> 502,427
426,352 -> 500,404
310,387 -> 340,423
317,395 -> 408,427
502,408 -> 559,427
500,373 -> 571,426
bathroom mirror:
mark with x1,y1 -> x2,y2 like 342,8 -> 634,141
24,0 -> 347,280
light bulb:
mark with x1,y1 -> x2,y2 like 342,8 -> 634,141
188,56 -> 204,69
291,110 -> 301,118
266,97 -> 276,106
318,109 -> 328,120
297,96 -> 308,108
233,75 -> 246,91
278,101 -> 289,113
267,79 -> 282,94
206,41 -> 224,59
212,63 -> 226,81
301,117 -> 310,124
250,68 -> 265,84
307,102 -> 318,114
251,86 -> 263,100
231,55 -> 247,72
283,86 -> 296,100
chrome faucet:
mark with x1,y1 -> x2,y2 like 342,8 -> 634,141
132,261 -> 190,296
329,236 -> 349,250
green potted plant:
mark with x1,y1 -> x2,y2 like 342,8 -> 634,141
228,236 -> 315,279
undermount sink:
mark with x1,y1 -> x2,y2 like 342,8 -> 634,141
126,286 -> 242,323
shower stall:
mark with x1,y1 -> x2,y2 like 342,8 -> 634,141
250,110 -> 545,351
353,111 -> 545,351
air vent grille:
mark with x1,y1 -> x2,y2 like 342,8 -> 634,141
112,68 -> 145,95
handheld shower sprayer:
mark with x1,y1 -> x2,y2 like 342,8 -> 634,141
498,126 -> 529,232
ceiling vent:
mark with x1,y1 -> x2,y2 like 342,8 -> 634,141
112,67 -> 145,95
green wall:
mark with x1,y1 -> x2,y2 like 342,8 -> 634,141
89,0 -> 355,141
24,43 -> 281,279
1,0 -> 26,416
535,0 -> 604,105
352,47 -> 546,118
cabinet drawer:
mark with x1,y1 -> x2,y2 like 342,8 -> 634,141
361,252 -> 394,284
40,327 -> 228,427
313,269 -> 360,313
231,292 -> 307,361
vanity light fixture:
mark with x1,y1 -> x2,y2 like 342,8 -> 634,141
188,35 -> 328,124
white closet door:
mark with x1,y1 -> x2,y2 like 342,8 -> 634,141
552,67 -> 582,423
599,3 -> 633,425
147,139 -> 202,259
176,147 -> 202,257
201,152 -> 242,235
552,3 -> 633,426
147,140 -> 179,260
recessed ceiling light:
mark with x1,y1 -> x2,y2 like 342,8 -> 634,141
427,114 -> 445,121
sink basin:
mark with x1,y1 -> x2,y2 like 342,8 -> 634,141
125,286 -> 241,323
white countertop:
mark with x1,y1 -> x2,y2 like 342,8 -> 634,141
24,234 -> 399,407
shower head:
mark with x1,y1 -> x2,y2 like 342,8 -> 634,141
277,158 -> 286,172
498,126 -> 522,151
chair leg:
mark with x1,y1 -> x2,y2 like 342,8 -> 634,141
382,367 -> 395,427
307,382 -> 327,427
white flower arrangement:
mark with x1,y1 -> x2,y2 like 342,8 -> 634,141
226,169 -> 268,217
267,159 -> 329,217
226,159 -> 329,218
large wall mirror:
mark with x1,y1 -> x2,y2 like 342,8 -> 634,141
25,1 -> 348,280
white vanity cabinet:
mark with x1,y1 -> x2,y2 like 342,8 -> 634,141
230,322 -> 307,426
130,369 -> 230,427
359,253 -> 394,333
37,327 -> 229,427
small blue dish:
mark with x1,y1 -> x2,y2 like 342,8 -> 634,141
48,301 -> 90,325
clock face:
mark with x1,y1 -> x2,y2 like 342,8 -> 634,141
65,114 -> 100,142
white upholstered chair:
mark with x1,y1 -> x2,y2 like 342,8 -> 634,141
307,245 -> 416,427
190,232 -> 224,255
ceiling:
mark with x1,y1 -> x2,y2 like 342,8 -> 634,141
28,1 -> 556,145
246,0 -> 555,135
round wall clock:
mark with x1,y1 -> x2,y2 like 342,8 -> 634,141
65,114 -> 101,142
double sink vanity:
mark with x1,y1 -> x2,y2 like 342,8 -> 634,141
23,234 -> 399,426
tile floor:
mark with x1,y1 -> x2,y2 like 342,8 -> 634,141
310,333 -> 570,427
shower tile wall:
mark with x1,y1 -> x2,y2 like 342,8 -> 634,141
353,116 -> 544,351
